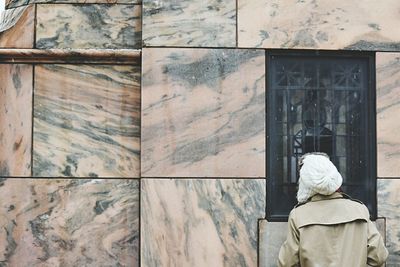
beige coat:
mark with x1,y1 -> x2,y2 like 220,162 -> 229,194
278,192 -> 388,267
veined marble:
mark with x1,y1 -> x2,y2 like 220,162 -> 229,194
377,53 -> 400,177
238,0 -> 400,50
33,64 -> 140,177
0,64 -> 32,177
143,0 -> 236,47
378,179 -> 400,266
6,0 -> 140,9
141,48 -> 265,177
0,178 -> 139,266
0,5 -> 26,32
36,4 -> 141,49
141,179 -> 266,267
0,5 -> 33,48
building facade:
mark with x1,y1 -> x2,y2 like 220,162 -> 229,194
0,0 -> 399,266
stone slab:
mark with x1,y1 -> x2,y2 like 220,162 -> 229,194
0,64 -> 32,176
6,0 -> 141,9
143,0 -> 236,47
36,4 -> 141,49
377,53 -> 400,177
0,178 -> 139,266
141,179 -> 266,267
259,220 -> 287,267
378,179 -> 400,266
238,0 -> 400,50
141,48 -> 265,177
33,64 -> 140,177
0,5 -> 34,48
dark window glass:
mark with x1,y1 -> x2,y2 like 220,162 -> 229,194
267,51 -> 376,221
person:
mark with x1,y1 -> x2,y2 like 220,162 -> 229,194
277,152 -> 388,267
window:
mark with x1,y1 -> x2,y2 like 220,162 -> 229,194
266,51 -> 376,221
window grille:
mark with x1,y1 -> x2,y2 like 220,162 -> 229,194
266,51 -> 376,221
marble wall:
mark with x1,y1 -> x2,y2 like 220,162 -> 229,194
142,48 -> 265,177
0,6 -> 34,48
0,178 -> 139,266
140,0 -> 400,51
3,0 -> 400,51
258,221 -> 287,267
1,0 -> 400,266
377,53 -> 400,177
0,64 -> 32,177
143,0 -> 236,47
33,64 -> 141,177
238,0 -> 400,50
141,179 -> 265,267
378,179 -> 400,266
6,0 -> 141,9
36,4 -> 141,49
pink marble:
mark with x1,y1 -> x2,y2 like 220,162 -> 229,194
0,6 -> 34,48
378,179 -> 400,265
377,53 -> 400,177
141,48 -> 266,177
0,64 -> 32,176
238,0 -> 400,50
0,178 -> 139,266
33,64 -> 140,177
141,178 -> 266,267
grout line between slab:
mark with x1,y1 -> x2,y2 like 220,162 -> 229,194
236,0 -> 238,48
139,176 -> 268,180
30,64 -> 35,177
0,176 -> 142,179
33,4 -> 37,49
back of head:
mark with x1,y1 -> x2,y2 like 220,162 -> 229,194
297,153 -> 343,203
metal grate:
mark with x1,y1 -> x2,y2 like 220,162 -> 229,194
266,51 -> 376,221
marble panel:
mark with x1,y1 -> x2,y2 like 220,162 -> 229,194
375,218 -> 387,245
0,5 -> 34,48
33,64 -> 140,177
143,0 -> 236,47
377,53 -> 400,177
141,48 -> 265,177
238,0 -> 400,50
0,178 -> 139,266
0,64 -> 32,177
378,179 -> 400,266
259,220 -> 287,267
141,179 -> 266,267
6,0 -> 140,9
36,4 -> 141,49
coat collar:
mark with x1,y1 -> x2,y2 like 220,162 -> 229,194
310,192 -> 344,202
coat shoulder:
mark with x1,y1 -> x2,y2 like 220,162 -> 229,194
293,195 -> 370,228
341,192 -> 365,205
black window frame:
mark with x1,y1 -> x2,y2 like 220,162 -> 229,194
266,50 -> 377,222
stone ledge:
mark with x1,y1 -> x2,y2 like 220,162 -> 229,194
0,48 -> 141,64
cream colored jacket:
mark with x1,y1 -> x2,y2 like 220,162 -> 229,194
278,192 -> 388,267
